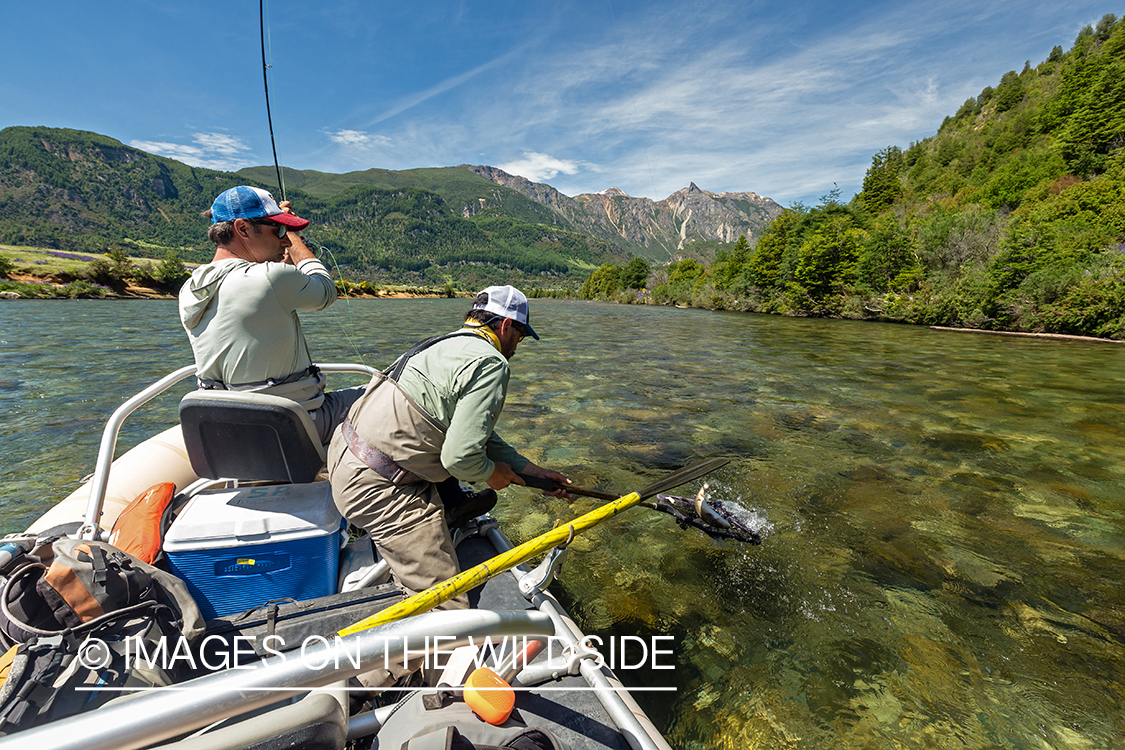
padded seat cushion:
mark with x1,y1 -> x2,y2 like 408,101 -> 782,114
179,391 -> 327,484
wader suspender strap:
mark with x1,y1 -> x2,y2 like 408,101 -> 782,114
343,330 -> 483,483
383,330 -> 483,382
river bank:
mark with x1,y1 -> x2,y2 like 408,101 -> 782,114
583,282 -> 1125,345
0,245 -> 456,300
0,281 -> 454,300
930,325 -> 1125,345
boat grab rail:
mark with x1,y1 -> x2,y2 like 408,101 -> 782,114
1,608 -> 553,750
77,363 -> 378,540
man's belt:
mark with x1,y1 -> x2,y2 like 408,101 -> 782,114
197,364 -> 321,391
341,417 -> 424,486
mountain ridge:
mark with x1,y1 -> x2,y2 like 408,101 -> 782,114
0,126 -> 627,288
464,165 -> 783,262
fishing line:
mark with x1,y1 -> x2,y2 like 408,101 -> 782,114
307,237 -> 371,368
257,3 -> 369,367
260,0 -> 285,201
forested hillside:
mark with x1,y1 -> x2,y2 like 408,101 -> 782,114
300,185 -> 626,289
582,15 -> 1125,339
236,164 -> 565,227
0,127 -> 232,259
241,163 -> 783,265
0,127 -> 627,288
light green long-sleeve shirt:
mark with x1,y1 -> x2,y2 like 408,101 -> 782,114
395,331 -> 529,483
178,257 -> 336,407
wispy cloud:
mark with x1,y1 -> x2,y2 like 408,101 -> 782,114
365,43 -> 533,127
338,4 -> 956,201
130,132 -> 254,172
133,0 -> 1098,203
472,1 -> 1005,202
326,129 -> 392,148
287,0 -> 1100,206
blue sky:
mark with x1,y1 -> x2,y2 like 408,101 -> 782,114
1,1 -> 1118,206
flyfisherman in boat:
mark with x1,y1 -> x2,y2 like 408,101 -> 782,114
178,186 -> 365,444
328,285 -> 572,609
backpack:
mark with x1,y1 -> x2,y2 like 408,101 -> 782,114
0,537 -> 204,735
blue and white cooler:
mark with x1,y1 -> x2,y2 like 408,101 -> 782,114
163,483 -> 345,619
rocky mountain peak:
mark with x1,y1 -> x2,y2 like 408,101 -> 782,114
465,165 -> 783,263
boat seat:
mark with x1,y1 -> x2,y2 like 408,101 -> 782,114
179,391 -> 327,484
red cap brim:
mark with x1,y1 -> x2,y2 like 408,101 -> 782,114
266,213 -> 311,230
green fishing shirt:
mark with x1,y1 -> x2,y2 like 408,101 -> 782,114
394,331 -> 529,484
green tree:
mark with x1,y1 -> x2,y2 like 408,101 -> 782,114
82,250 -> 136,292
620,257 -> 650,289
994,70 -> 1025,112
861,146 -> 904,214
153,250 -> 189,286
579,263 -> 621,299
106,248 -> 136,279
714,235 -> 751,290
666,259 -> 705,288
793,213 -> 864,300
855,214 -> 919,292
979,148 -> 1066,209
1095,13 -> 1119,41
746,209 -> 803,289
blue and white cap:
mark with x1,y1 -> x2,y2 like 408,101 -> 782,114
473,285 -> 540,340
210,186 -> 310,229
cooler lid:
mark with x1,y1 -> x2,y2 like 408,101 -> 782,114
163,482 -> 342,552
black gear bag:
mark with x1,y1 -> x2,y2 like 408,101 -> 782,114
0,537 -> 203,735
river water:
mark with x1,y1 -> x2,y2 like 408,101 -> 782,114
1,298 -> 1123,748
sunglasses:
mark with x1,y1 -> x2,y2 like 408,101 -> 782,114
250,219 -> 288,238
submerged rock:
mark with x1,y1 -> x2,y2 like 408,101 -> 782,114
951,472 -> 1017,492
922,432 -> 1010,454
776,411 -> 840,433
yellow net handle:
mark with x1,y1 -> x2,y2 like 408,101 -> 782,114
338,491 -> 642,637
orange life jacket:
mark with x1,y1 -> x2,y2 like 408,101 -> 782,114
108,482 -> 176,564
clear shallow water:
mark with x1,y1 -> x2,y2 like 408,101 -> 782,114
2,298 -> 1124,748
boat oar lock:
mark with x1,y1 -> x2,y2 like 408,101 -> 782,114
339,457 -> 731,637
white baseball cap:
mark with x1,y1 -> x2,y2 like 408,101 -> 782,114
472,285 -> 539,340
